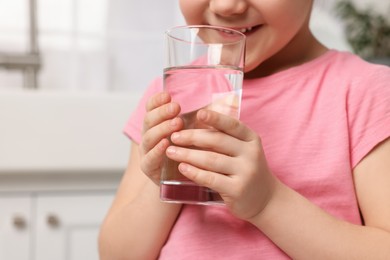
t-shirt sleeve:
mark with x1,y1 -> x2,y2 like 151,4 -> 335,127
123,77 -> 163,144
348,64 -> 390,167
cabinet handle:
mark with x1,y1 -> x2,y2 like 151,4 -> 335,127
13,215 -> 27,230
47,214 -> 60,228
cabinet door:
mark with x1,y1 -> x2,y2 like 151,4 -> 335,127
34,192 -> 114,260
0,196 -> 32,260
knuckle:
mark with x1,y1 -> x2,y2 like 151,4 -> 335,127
213,133 -> 226,147
147,92 -> 166,111
139,145 -> 146,158
158,105 -> 168,118
203,171 -> 217,187
140,158 -> 150,175
161,103 -> 177,118
141,134 -> 153,151
193,169 -> 215,188
143,115 -> 153,131
228,118 -> 240,130
226,119 -> 243,136
141,150 -> 162,176
145,96 -> 157,112
180,129 -> 194,144
141,152 -> 153,170
205,153 -> 220,169
179,147 -> 190,160
145,100 -> 152,112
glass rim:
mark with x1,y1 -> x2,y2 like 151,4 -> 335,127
165,25 -> 246,45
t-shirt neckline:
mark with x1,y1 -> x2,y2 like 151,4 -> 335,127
243,49 -> 339,85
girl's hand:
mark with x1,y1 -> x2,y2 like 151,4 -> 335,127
140,92 -> 183,185
166,109 -> 277,220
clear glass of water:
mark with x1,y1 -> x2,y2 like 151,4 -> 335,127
160,25 -> 246,205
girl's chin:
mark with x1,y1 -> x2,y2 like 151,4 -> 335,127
243,56 -> 263,74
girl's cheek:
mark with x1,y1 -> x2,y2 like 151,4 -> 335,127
178,0 -> 207,24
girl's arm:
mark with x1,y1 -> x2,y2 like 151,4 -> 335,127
250,138 -> 390,259
99,142 -> 182,260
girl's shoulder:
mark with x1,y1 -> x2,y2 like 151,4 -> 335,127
325,50 -> 390,82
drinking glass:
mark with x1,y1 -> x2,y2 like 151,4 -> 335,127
160,25 -> 246,205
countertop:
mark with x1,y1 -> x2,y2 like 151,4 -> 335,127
0,91 -> 140,174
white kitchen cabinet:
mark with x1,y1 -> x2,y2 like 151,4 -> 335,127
0,92 -> 134,259
34,192 -> 114,260
0,195 -> 32,260
0,191 -> 116,260
0,172 -> 122,260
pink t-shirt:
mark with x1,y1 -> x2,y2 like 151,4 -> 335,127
124,50 -> 390,259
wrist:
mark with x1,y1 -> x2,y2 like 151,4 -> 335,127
246,177 -> 288,226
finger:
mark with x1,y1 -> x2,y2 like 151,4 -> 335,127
145,92 -> 170,112
166,145 -> 239,175
170,128 -> 240,157
140,138 -> 170,183
197,109 -> 256,142
177,162 -> 232,195
143,102 -> 181,133
142,117 -> 183,153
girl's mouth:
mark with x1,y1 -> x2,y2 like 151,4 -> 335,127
236,25 -> 261,36
238,26 -> 254,33
218,25 -> 261,36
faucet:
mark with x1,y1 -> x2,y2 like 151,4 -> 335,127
0,0 -> 41,89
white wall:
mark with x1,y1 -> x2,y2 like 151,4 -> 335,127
0,0 -> 182,92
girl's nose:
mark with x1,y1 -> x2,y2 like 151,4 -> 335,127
209,0 -> 248,17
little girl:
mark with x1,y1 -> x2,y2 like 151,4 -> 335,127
99,0 -> 390,259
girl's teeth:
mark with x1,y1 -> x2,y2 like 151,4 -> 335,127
223,29 -> 234,34
240,27 -> 253,33
220,27 -> 254,34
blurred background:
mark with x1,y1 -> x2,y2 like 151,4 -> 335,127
0,0 -> 182,91
0,0 -> 388,92
0,0 -> 388,259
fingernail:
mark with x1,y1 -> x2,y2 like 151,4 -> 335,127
171,132 -> 180,141
179,163 -> 189,173
170,118 -> 177,126
166,146 -> 176,155
168,103 -> 175,114
160,92 -> 169,104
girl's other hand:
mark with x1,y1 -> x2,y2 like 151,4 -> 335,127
140,92 -> 183,185
166,109 -> 277,220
